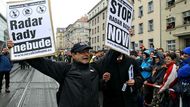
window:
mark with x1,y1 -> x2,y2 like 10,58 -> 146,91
95,37 -> 96,43
97,36 -> 99,42
92,20 -> 94,26
139,40 -> 143,48
183,11 -> 190,24
102,44 -> 105,49
148,39 -> 154,48
138,6 -> 143,17
138,23 -> 143,34
166,17 -> 175,30
131,0 -> 134,4
131,26 -> 135,35
167,40 -> 176,50
97,26 -> 99,33
148,19 -> 154,31
102,23 -> 105,30
97,46 -> 100,50
95,18 -> 96,25
97,16 -> 99,23
89,21 -> 91,26
148,1 -> 154,13
95,28 -> 96,34
131,42 -> 135,50
92,38 -> 94,44
103,12 -> 105,20
167,0 -> 175,7
102,34 -> 105,41
92,29 -> 94,35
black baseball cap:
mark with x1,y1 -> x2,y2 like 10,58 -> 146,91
71,42 -> 92,53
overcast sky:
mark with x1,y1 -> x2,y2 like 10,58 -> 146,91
0,0 -> 100,28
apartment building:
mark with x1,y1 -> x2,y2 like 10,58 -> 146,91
88,0 -> 108,51
130,0 -> 161,50
61,0 -> 190,52
161,0 -> 190,51
88,0 -> 162,51
0,13 -> 8,48
131,0 -> 190,51
63,16 -> 89,50
56,28 -> 65,50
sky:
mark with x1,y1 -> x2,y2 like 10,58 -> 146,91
0,0 -> 100,28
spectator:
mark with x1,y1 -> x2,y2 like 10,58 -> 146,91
141,50 -> 153,107
0,48 -> 12,93
140,45 -> 146,52
159,52 -> 178,107
149,52 -> 167,107
136,50 -> 143,65
102,52 -> 143,107
149,44 -> 155,52
90,50 -> 104,63
177,46 -> 190,107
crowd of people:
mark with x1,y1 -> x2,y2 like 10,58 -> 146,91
5,40 -> 190,107
88,45 -> 190,107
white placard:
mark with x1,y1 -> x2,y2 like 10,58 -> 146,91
105,0 -> 133,55
7,0 -> 55,60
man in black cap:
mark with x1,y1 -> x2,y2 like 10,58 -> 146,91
7,40 -> 120,107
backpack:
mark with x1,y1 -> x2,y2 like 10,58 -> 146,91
0,55 -> 12,72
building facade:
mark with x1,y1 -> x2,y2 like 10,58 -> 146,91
131,0 -> 190,51
88,0 -> 108,51
63,16 -> 89,50
0,13 -> 8,49
130,0 -> 161,50
161,0 -> 190,51
60,0 -> 190,52
56,28 -> 65,50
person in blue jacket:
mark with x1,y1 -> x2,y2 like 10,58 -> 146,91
0,48 -> 12,93
140,49 -> 153,107
177,46 -> 190,107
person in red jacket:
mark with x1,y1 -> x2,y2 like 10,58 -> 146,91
159,52 -> 178,107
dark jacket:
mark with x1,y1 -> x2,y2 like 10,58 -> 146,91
27,50 -> 118,107
101,53 -> 143,107
150,52 -> 166,84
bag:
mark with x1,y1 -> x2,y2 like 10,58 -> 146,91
0,55 -> 12,72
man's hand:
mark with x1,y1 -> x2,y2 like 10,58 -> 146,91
2,48 -> 8,53
103,72 -> 111,82
7,40 -> 14,49
127,79 -> 135,86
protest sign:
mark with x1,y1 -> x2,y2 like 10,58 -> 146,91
7,0 -> 55,60
105,0 -> 133,55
